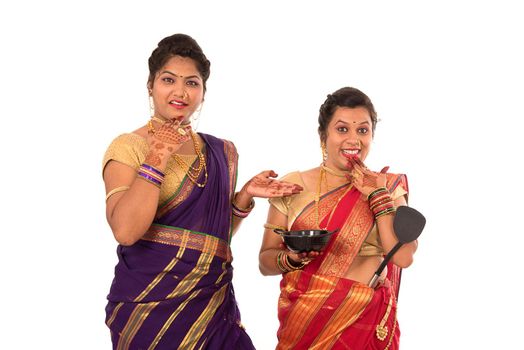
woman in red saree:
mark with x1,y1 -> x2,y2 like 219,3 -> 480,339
259,87 -> 418,349
102,34 -> 302,349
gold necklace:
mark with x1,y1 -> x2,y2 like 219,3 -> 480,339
172,131 -> 208,188
321,163 -> 348,177
315,167 -> 351,229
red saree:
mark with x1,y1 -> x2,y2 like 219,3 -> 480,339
276,174 -> 408,350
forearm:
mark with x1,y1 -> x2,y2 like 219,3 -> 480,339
230,190 -> 254,235
106,151 -> 170,245
108,179 -> 161,245
259,248 -> 286,276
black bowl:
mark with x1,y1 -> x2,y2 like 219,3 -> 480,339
274,229 -> 338,253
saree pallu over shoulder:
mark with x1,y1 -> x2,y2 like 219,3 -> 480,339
276,173 -> 408,349
105,134 -> 254,349
155,134 -> 239,241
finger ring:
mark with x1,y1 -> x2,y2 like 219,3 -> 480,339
177,128 -> 187,135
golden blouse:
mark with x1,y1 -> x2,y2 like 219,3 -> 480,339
269,171 -> 407,257
102,133 -> 198,206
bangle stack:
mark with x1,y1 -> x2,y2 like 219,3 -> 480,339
276,251 -> 307,273
137,163 -> 165,188
232,195 -> 255,219
368,187 -> 396,220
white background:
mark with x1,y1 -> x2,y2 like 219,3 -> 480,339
1,1 -> 523,349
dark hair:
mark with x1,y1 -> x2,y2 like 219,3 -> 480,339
147,33 -> 211,93
318,87 -> 378,142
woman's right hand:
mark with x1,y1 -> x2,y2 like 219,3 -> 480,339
145,119 -> 192,167
280,243 -> 322,264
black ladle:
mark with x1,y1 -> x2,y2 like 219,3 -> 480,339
368,205 -> 426,288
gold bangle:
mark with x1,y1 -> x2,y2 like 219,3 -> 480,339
105,186 -> 130,201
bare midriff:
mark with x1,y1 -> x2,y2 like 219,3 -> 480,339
343,255 -> 387,285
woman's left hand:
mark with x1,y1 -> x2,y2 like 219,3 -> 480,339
242,170 -> 303,198
347,157 -> 389,197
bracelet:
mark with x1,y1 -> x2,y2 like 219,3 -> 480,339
264,223 -> 287,231
137,172 -> 162,188
105,186 -> 130,201
367,187 -> 388,201
276,251 -> 307,273
137,164 -> 165,188
368,187 -> 396,220
141,163 -> 165,177
232,193 -> 255,218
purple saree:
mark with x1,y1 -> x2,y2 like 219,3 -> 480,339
105,133 -> 255,350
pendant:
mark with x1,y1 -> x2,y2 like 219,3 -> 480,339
375,325 -> 388,341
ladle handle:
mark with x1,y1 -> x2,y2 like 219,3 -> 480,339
368,241 -> 403,288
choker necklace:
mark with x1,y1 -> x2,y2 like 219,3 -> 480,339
321,163 -> 348,177
148,116 -> 192,135
151,115 -> 191,126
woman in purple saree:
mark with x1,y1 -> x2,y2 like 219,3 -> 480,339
102,34 -> 301,349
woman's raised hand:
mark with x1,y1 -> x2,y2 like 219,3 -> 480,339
346,157 -> 389,196
242,170 -> 303,198
145,119 -> 192,167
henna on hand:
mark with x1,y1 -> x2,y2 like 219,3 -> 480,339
144,152 -> 163,167
152,120 -> 191,144
245,172 -> 303,198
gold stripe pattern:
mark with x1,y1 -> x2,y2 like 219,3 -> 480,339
141,225 -> 232,262
133,257 -> 180,302
133,234 -> 189,303
179,283 -> 229,349
277,273 -> 338,349
116,301 -> 160,350
148,238 -> 221,348
223,140 -> 238,241
106,302 -> 124,327
147,290 -> 201,350
166,245 -> 215,299
318,200 -> 374,277
311,283 -> 373,348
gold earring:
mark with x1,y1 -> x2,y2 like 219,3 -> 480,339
321,142 -> 328,162
191,103 -> 203,122
148,95 -> 155,118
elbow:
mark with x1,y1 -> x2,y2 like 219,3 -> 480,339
258,258 -> 276,276
259,263 -> 270,276
259,269 -> 273,277
112,228 -> 141,246
392,254 -> 414,268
